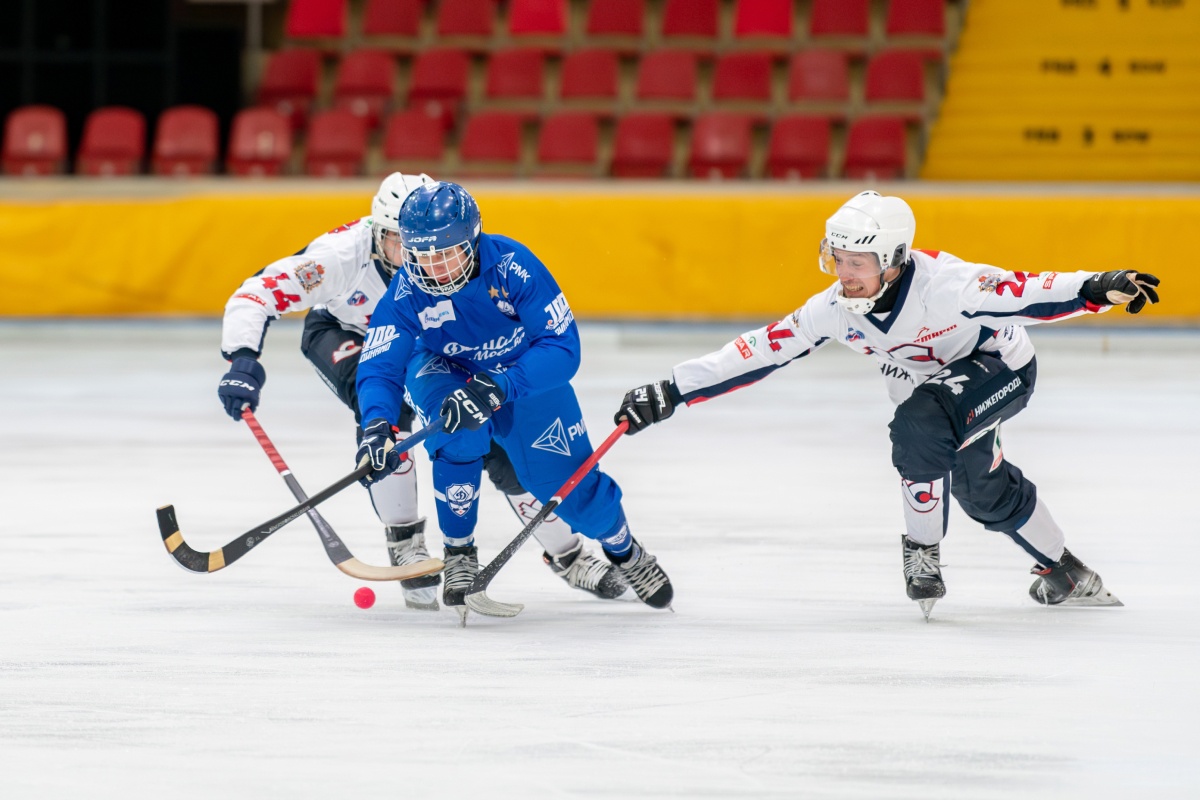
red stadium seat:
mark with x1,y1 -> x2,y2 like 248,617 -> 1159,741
612,113 -> 674,178
77,107 -> 145,176
585,0 -> 644,54
787,49 -> 850,106
559,48 -> 620,115
226,107 -> 292,176
661,0 -> 718,53
152,105 -> 219,176
809,0 -> 870,53
635,51 -> 699,118
687,113 -> 752,179
732,0 -> 793,54
507,0 -> 568,50
458,111 -> 524,176
362,0 -> 423,50
535,112 -> 601,177
712,52 -> 774,106
886,0 -> 946,38
483,48 -> 546,116
842,116 -> 907,180
2,105 -> 67,175
765,115 -> 831,179
304,109 -> 368,177
864,50 -> 928,121
333,49 -> 396,130
407,48 -> 471,132
285,0 -> 347,39
436,0 -> 496,51
382,108 -> 446,170
256,49 -> 321,131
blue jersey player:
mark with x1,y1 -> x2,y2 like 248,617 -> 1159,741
354,182 -> 673,618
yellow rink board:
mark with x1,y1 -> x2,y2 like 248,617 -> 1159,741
2,185 -> 1196,321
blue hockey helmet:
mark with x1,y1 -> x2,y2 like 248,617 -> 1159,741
398,181 -> 482,295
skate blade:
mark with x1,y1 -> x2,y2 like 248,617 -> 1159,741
465,590 -> 524,618
1062,588 -> 1124,607
917,599 -> 937,621
402,586 -> 439,611
454,605 -> 469,628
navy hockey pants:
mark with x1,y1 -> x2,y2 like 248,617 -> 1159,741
889,353 -> 1039,534
299,309 -> 525,494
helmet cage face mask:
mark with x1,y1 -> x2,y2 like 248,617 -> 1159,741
372,223 -> 403,277
370,172 -> 434,277
401,240 -> 476,296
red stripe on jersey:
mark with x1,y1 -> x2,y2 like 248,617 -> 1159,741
916,249 -> 941,259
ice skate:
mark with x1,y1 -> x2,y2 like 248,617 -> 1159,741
606,540 -> 673,609
1029,548 -> 1123,607
386,520 -> 440,611
544,541 -> 628,599
902,536 -> 946,622
443,545 -> 480,626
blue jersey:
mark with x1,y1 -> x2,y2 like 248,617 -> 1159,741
356,232 -> 581,424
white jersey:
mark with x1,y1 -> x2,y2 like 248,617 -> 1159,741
221,218 -> 392,357
673,249 -> 1112,406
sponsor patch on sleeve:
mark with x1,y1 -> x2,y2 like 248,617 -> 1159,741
234,293 -> 267,306
734,336 -> 753,359
294,261 -> 326,292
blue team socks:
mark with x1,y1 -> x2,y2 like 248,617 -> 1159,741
598,510 -> 633,560
432,457 -> 484,548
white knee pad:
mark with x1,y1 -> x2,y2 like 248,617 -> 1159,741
505,492 -> 579,556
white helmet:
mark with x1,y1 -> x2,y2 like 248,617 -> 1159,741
371,172 -> 435,276
819,191 -> 916,314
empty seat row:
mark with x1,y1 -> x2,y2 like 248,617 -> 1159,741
259,45 -> 937,135
2,105 -> 221,176
287,0 -> 948,54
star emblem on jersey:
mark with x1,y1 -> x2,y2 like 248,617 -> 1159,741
488,286 -> 499,299
415,356 -> 453,377
532,418 -> 571,456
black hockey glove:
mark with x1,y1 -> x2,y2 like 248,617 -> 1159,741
356,418 -> 402,486
615,380 -> 681,435
217,356 -> 265,420
1080,270 -> 1161,314
441,372 -> 506,434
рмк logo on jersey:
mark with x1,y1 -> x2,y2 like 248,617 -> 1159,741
544,293 -> 573,335
532,417 -> 587,456
360,325 -> 400,362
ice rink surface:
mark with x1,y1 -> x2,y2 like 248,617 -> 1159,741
2,320 -> 1198,799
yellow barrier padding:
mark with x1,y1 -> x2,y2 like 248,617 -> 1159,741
2,189 -> 1196,320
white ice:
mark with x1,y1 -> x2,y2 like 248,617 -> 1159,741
2,320 -> 1198,799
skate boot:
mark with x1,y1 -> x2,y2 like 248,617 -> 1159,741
442,545 -> 480,626
606,540 -> 672,609
1029,549 -> 1122,606
544,540 -> 628,600
386,520 -> 440,611
902,535 -> 946,622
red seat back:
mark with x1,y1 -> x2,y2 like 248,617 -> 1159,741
661,0 -> 718,40
687,113 -> 752,179
712,52 -> 773,102
153,105 -> 220,176
787,49 -> 850,102
560,49 -> 619,101
2,105 -> 67,175
305,109 -> 368,177
257,49 -> 321,131
484,48 -> 546,101
437,0 -> 495,47
536,112 -> 600,175
887,0 -> 945,37
766,115 -> 831,179
809,0 -> 869,37
458,111 -> 523,176
843,116 -> 907,179
407,48 -> 472,131
865,50 -> 926,102
733,0 -> 793,37
285,0 -> 347,38
227,107 -> 292,176
612,113 -> 674,178
635,51 -> 699,102
586,0 -> 645,47
362,0 -> 423,38
382,109 -> 447,166
333,49 -> 396,129
77,107 -> 146,176
508,0 -> 568,37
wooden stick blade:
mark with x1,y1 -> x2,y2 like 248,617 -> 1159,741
335,557 -> 445,582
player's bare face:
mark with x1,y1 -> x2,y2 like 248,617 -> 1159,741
831,249 -> 884,297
